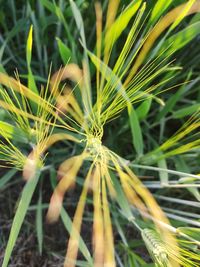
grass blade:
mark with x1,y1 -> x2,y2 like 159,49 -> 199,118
128,103 -> 144,157
26,25 -> 38,94
36,189 -> 43,255
0,169 -> 17,189
56,37 -> 72,64
2,171 -> 40,267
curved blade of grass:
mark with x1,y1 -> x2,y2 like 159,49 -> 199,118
2,171 -> 40,267
49,168 -> 92,264
41,0 -> 55,13
128,103 -> 144,157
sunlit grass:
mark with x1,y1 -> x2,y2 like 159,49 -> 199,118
0,0 -> 200,267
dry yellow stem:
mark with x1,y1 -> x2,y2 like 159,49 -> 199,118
64,165 -> 93,267
93,164 -> 105,267
50,64 -> 83,95
102,179 -> 116,267
117,169 -> 147,214
46,155 -> 84,223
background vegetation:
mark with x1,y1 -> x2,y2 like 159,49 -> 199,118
0,0 -> 200,266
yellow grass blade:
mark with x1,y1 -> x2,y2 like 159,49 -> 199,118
50,64 -> 83,95
117,168 -> 147,214
102,178 -> 116,267
64,165 -> 93,267
46,155 -> 84,223
92,164 -> 104,267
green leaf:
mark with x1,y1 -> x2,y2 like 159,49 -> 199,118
128,103 -> 144,156
36,190 -> 43,255
161,22 -> 200,57
136,98 -> 152,121
150,0 -> 173,23
2,171 -> 40,267
111,171 -> 134,221
56,37 -> 72,64
41,0 -> 55,13
105,0 -> 142,51
173,103 -> 200,119
60,208 -> 93,266
155,76 -> 198,121
0,169 -> 17,189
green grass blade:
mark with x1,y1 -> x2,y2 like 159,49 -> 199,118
161,22 -> 200,57
155,75 -> 197,121
36,189 -> 43,255
2,171 -> 40,267
56,37 -> 72,64
150,0 -> 173,23
105,0 -> 142,51
41,0 -> 55,13
128,103 -> 144,157
136,98 -> 152,121
60,208 -> 93,266
0,169 -> 17,189
173,103 -> 200,119
111,171 -> 134,221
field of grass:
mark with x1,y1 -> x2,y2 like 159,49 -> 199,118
0,1 -> 200,266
